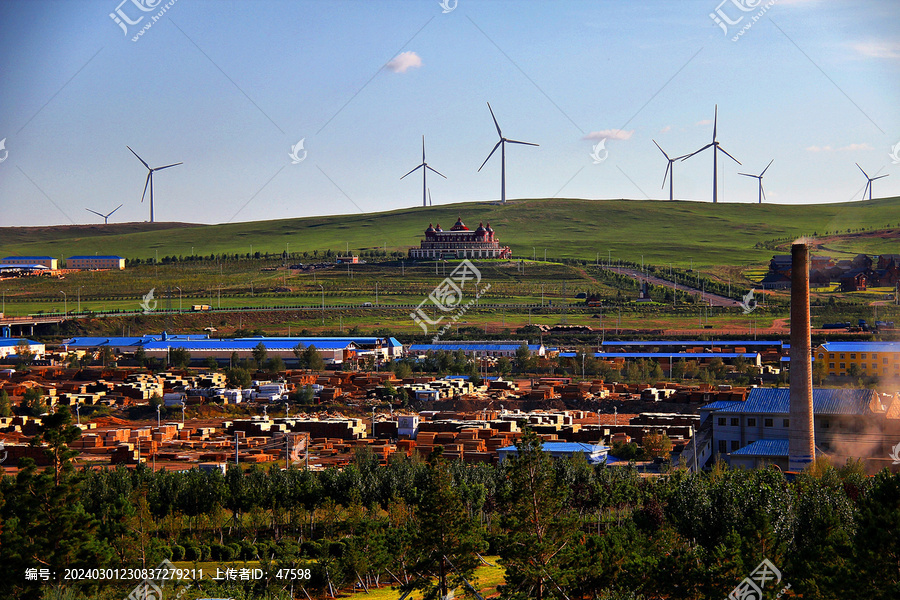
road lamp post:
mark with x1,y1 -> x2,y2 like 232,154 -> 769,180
59,291 -> 67,315
77,286 -> 84,313
175,286 -> 182,312
318,284 -> 324,325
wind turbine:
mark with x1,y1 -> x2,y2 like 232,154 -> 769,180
428,188 -> 433,207
85,204 -> 123,224
681,105 -> 741,203
652,140 -> 690,201
478,102 -> 539,205
856,163 -> 889,200
127,146 -> 182,223
739,159 -> 774,204
401,136 -> 446,208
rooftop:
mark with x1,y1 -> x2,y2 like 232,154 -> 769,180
700,387 -> 875,416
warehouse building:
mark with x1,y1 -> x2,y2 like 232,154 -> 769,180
2,256 -> 58,269
409,341 -> 545,358
0,338 -> 45,359
67,255 -> 126,270
699,387 -> 898,470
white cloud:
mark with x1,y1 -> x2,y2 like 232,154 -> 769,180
385,51 -> 422,73
582,129 -> 633,141
659,125 -> 672,134
806,143 -> 872,152
696,119 -> 712,126
850,41 -> 900,59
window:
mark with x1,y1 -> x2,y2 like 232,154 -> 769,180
829,363 -> 835,369
873,363 -> 878,370
850,354 -> 856,359
884,358 -> 889,364
840,353 -> 845,359
861,353 -> 867,359
783,419 -> 790,427
818,353 -> 824,360
764,418 -> 773,427
821,420 -> 830,429
718,418 -> 726,426
730,440 -> 740,451
730,418 -> 739,426
747,418 -> 757,427
840,363 -> 845,369
719,440 -> 727,453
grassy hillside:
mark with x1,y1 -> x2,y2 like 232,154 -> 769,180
2,197 -> 899,268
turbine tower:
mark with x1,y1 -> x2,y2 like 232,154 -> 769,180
739,159 -> 774,204
652,140 -> 689,201
127,146 -> 182,223
856,163 -> 889,200
478,102 -> 538,205
681,105 -> 741,203
401,136 -> 446,208
86,204 -> 123,225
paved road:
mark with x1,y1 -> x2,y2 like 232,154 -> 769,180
607,267 -> 741,308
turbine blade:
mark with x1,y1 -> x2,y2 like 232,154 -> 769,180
661,162 -> 671,189
141,173 -> 151,203
400,163 -> 424,180
856,162 -> 868,178
427,165 -> 447,179
422,135 -> 426,162
487,102 -> 502,137
109,204 -> 124,216
154,162 -> 182,171
653,139 -> 670,160
712,105 -> 717,141
760,158 -> 774,177
717,146 -> 741,165
681,144 -> 712,160
478,141 -> 502,172
506,139 -> 539,147
127,146 -> 150,169
738,173 -> 756,178
872,174 -> 890,181
428,188 -> 432,206
761,183 -> 767,201
86,208 -> 104,217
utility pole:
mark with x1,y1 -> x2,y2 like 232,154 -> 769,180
235,432 -> 239,465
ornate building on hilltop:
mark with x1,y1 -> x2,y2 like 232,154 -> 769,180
409,217 -> 512,260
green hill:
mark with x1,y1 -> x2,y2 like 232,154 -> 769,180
2,197 -> 898,268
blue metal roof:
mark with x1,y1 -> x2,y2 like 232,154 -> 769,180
558,352 -> 759,359
700,387 -> 874,416
243,336 -> 400,347
820,341 -> 900,353
142,340 -> 354,351
410,343 -> 542,352
63,334 -> 208,347
731,439 -> 789,457
67,255 -> 124,260
0,338 -> 41,347
602,340 -> 783,347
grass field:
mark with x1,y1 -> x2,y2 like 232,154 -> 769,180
3,196 -> 899,268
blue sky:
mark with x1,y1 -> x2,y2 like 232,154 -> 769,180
1,0 -> 898,227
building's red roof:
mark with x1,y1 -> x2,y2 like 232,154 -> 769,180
450,216 -> 469,231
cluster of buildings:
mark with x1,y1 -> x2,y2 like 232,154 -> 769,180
0,255 -> 126,273
762,253 -> 900,292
